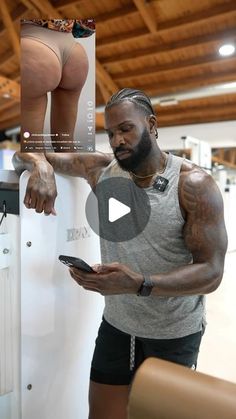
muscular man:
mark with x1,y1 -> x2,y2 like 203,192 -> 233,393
13,88 -> 228,419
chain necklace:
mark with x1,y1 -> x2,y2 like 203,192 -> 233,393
129,153 -> 168,179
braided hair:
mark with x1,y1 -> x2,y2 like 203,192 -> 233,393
105,88 -> 155,116
105,88 -> 158,138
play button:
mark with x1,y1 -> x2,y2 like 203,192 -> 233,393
85,177 -> 151,242
108,198 -> 130,222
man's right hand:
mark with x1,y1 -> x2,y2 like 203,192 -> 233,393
23,161 -> 57,215
13,150 -> 112,215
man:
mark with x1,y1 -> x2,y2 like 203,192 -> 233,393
13,88 -> 228,419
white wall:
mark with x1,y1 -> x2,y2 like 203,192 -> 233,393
20,172 -> 104,419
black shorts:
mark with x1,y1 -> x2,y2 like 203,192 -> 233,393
90,317 -> 204,385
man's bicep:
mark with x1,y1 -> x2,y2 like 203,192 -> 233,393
182,172 -> 228,264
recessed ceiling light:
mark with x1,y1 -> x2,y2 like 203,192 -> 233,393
2,93 -> 11,98
219,44 -> 235,57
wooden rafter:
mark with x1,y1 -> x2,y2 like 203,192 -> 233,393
101,27 -> 236,65
133,0 -> 156,34
140,69 -> 236,96
96,59 -> 119,96
20,0 -> 40,13
96,112 -> 105,130
0,116 -> 20,130
113,55 -> 236,81
97,80 -> 111,103
0,0 -> 20,60
0,49 -> 14,68
156,102 -> 236,118
28,0 -> 61,18
0,3 -> 26,33
0,104 -> 20,123
53,0 -> 84,9
0,76 -> 20,101
0,99 -> 17,113
97,0 -> 236,49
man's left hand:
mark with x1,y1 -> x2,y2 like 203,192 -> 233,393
69,262 -> 143,295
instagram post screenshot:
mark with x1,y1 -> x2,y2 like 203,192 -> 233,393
20,19 -> 95,153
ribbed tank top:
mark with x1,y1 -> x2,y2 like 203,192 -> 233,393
98,153 -> 206,338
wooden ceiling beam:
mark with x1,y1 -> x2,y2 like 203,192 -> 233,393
53,0 -> 85,9
155,102 -> 236,118
140,69 -> 236,96
113,55 -> 236,81
96,59 -> 119,96
0,2 -> 26,33
28,0 -> 62,18
96,80 -> 111,103
0,99 -> 17,113
95,111 -> 236,131
96,110 -> 235,131
0,76 -> 20,101
0,104 -> 20,123
101,28 -> 236,65
0,49 -> 15,68
96,112 -> 104,130
158,106 -> 236,123
20,0 -> 40,12
97,28 -> 148,49
154,99 -> 236,116
93,4 -> 137,23
158,113 -> 236,127
55,0 -> 137,20
0,0 -> 20,61
0,116 -> 20,131
133,0 -> 156,34
97,1 -> 236,49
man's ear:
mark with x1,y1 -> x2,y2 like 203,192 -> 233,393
147,114 -> 157,136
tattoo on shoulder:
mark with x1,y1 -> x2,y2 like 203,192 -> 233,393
180,170 -> 223,222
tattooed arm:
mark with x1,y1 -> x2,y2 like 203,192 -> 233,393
149,162 -> 228,296
12,152 -> 112,214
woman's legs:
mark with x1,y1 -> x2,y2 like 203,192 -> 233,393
50,43 -> 89,150
21,38 -> 61,149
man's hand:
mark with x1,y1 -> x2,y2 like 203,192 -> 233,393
24,161 -> 57,215
69,262 -> 143,295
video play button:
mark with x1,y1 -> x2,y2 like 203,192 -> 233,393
85,177 -> 151,242
108,198 -> 130,222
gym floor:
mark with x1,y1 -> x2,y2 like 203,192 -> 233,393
198,251 -> 236,383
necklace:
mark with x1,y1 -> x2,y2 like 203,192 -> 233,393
130,153 -> 168,179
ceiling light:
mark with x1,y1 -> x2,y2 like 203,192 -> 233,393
2,93 -> 10,99
218,44 -> 235,57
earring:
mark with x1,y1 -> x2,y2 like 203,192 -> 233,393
155,129 -> 158,139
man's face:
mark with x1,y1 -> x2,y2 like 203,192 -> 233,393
104,101 -> 153,171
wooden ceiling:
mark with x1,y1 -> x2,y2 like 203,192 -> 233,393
0,0 -> 236,134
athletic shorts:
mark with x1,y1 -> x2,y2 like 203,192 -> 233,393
90,317 -> 204,385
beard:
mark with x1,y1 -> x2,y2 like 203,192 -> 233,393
114,127 -> 152,171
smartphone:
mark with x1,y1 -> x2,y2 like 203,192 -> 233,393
58,255 -> 94,272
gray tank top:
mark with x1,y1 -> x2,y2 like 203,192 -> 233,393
98,153 -> 206,339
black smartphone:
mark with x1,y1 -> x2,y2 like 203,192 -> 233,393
58,255 -> 94,272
